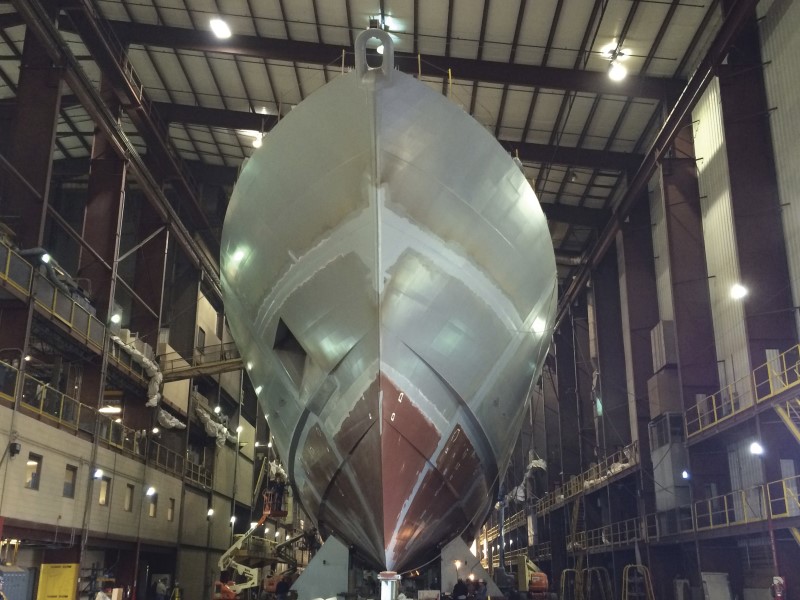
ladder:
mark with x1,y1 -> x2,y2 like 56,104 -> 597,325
583,567 -> 613,600
561,498 -> 585,600
622,565 -> 655,600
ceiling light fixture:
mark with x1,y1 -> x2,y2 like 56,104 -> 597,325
98,405 -> 122,414
110,313 -> 122,324
145,486 -> 157,496
749,441 -> 764,455
207,508 -> 215,517
40,253 -> 51,264
608,61 -> 627,81
94,468 -> 104,479
152,427 -> 160,434
210,18 -> 232,39
214,405 -> 222,414
252,132 -> 263,149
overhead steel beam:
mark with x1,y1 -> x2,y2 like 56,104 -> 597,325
541,203 -> 610,228
556,0 -> 761,328
103,19 -> 685,100
63,4 -> 216,251
152,101 -> 642,172
12,0 -> 223,299
0,12 -> 25,29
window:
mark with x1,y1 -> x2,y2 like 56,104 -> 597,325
216,312 -> 224,339
168,498 -> 175,522
124,484 -> 134,512
197,327 -> 206,352
148,494 -> 158,518
25,453 -> 42,490
63,464 -> 77,498
98,476 -> 111,506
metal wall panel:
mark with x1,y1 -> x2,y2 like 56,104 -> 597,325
649,168 -> 674,321
692,80 -> 751,402
759,0 -> 800,335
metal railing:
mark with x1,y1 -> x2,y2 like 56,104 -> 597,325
484,508 -> 527,542
20,371 -> 94,431
0,243 -> 34,295
98,415 -> 144,456
571,517 -> 643,552
160,341 -> 243,381
686,344 -> 800,438
6,359 -> 213,485
185,460 -> 213,488
32,276 -> 106,350
0,360 -> 20,402
558,475 -> 800,554
535,440 -> 640,515
532,541 -> 551,561
643,474 -> 800,540
149,440 -> 186,478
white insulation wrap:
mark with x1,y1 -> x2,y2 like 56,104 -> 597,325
110,335 -> 163,406
157,408 -> 186,430
195,405 -> 236,446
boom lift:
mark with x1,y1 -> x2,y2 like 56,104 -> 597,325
215,460 -> 292,597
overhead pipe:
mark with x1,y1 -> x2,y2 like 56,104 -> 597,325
10,0 -> 222,300
556,0 -> 760,328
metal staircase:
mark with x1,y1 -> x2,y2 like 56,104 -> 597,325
773,397 -> 800,444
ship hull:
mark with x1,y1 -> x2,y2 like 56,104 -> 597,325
221,30 -> 556,571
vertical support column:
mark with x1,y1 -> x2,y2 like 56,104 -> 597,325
592,247 -> 630,452
662,124 -> 720,407
1,0 -> 62,249
572,297 -> 596,471
616,192 -> 659,517
78,77 -> 127,322
554,312 -> 580,480
718,8 -> 797,364
542,360 -> 562,493
130,200 -> 169,348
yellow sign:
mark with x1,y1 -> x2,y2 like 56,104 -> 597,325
36,564 -> 79,600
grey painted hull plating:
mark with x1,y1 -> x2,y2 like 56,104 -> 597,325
221,30 -> 556,571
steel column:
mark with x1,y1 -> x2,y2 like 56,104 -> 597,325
130,201 -> 169,348
557,0 -> 764,327
1,0 -> 61,249
616,192 -> 659,551
592,247 -> 630,450
555,312 -> 581,480
572,297 -> 597,473
717,10 -> 797,366
79,76 -> 126,320
661,125 -> 720,406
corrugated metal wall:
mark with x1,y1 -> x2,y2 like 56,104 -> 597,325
649,168 -> 674,321
692,80 -> 751,401
759,0 -> 800,335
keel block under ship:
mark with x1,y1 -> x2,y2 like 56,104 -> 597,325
221,28 -> 557,571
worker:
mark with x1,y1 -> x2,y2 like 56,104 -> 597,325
95,584 -> 113,600
155,578 -> 168,600
453,579 -> 468,600
475,579 -> 488,600
275,575 -> 291,600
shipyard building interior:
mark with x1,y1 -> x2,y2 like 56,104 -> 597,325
0,1 -> 799,600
